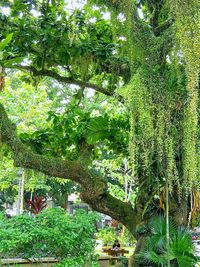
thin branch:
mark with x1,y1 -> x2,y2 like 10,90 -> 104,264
12,65 -> 116,97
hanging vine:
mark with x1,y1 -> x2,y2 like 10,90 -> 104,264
171,0 -> 200,191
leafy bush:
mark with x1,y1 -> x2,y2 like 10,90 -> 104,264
54,257 -> 84,267
137,216 -> 197,267
54,255 -> 99,267
96,226 -> 117,246
0,208 -> 99,264
119,228 -> 136,247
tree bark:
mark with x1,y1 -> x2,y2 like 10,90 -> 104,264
129,235 -> 146,267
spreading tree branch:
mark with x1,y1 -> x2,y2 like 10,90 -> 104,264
0,103 -> 136,233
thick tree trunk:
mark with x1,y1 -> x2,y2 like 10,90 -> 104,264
128,196 -> 190,267
129,235 -> 146,267
171,199 -> 189,226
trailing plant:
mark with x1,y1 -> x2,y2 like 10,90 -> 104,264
169,0 -> 200,192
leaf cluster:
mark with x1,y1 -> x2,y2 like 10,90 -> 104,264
19,102 -> 129,160
26,195 -> 47,214
0,1 -> 129,90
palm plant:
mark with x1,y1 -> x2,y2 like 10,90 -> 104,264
137,217 -> 197,267
170,229 -> 197,266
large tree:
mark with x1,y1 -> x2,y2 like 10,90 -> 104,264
0,0 -> 200,263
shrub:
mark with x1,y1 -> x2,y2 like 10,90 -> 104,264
96,226 -> 117,246
0,208 -> 99,264
54,255 -> 99,267
119,228 -> 136,247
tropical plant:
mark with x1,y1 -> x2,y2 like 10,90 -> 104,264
26,195 -> 47,214
137,217 -> 197,267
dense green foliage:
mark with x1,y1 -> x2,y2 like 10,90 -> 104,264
97,225 -> 135,247
54,256 -> 99,267
0,208 -> 98,261
96,226 -> 117,246
0,2 -> 199,266
137,217 -> 197,267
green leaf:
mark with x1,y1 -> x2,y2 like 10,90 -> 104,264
86,117 -> 109,144
3,57 -> 24,67
177,254 -> 197,267
0,51 -> 3,61
0,34 -> 13,51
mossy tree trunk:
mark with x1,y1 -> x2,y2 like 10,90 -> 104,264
0,104 -> 139,235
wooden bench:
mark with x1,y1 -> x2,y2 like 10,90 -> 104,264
102,248 -> 129,257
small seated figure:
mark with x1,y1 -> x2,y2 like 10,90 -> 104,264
112,239 -> 121,251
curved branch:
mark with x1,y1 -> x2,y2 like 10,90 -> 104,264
81,191 -> 137,234
12,65 -> 116,97
0,103 -> 136,233
0,104 -> 106,196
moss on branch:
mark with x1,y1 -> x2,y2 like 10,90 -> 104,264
0,103 -> 137,233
